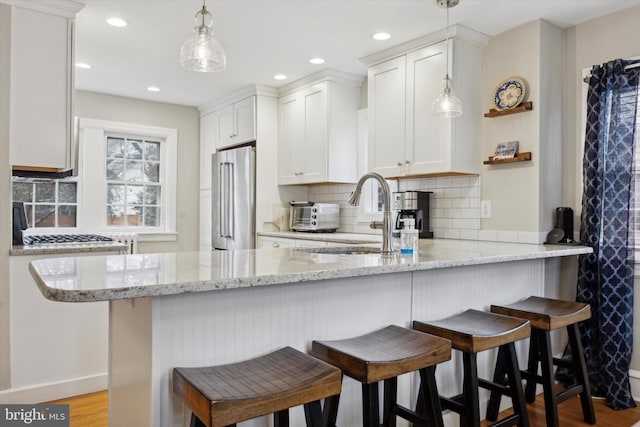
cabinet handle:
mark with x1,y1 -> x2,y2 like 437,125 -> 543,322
397,162 -> 402,167
405,160 -> 411,164
272,242 -> 280,248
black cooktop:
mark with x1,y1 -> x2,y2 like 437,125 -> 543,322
23,234 -> 114,245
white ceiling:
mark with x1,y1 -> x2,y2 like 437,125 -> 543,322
75,0 -> 640,108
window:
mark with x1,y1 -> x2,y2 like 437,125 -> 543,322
105,136 -> 162,227
12,178 -> 78,229
78,118 -> 177,240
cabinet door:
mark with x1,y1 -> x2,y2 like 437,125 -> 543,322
234,96 -> 256,144
301,83 -> 328,183
217,105 -> 234,149
10,8 -> 71,169
199,189 -> 212,249
368,56 -> 406,178
200,112 -> 217,190
258,236 -> 295,249
278,93 -> 305,184
406,41 -> 452,175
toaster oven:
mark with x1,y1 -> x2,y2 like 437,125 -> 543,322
289,202 -> 340,232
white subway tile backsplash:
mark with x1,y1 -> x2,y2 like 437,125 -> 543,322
314,175 -> 483,239
478,230 -> 498,241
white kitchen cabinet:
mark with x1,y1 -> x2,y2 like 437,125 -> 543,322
200,112 -> 217,190
367,32 -> 486,179
278,76 -> 361,185
217,96 -> 256,149
199,189 -> 212,249
258,236 -> 296,249
9,5 -> 80,170
257,235 -> 330,249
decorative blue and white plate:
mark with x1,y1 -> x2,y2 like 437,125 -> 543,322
493,77 -> 526,110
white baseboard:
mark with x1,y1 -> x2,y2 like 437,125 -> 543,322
630,369 -> 640,402
0,373 -> 107,404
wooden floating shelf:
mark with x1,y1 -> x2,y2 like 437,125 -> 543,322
484,101 -> 533,117
483,152 -> 532,165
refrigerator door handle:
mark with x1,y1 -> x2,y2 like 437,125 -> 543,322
227,162 -> 234,239
219,162 -> 226,238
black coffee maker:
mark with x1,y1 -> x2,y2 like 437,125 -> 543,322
12,202 -> 28,245
393,191 -> 433,238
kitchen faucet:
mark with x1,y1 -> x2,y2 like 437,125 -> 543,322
348,172 -> 394,254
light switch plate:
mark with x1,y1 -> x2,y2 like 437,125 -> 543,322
481,200 -> 491,218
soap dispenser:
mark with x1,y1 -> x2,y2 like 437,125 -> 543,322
400,218 -> 418,255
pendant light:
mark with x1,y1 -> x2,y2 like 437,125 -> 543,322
180,0 -> 226,73
432,0 -> 462,118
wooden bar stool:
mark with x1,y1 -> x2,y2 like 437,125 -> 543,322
172,346 -> 341,427
488,296 -> 596,427
413,309 -> 531,427
311,325 -> 451,427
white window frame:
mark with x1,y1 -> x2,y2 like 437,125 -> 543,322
78,118 -> 177,241
356,108 -> 397,223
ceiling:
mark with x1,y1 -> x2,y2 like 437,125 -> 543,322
75,0 -> 640,108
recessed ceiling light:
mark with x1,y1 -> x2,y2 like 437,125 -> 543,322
372,32 -> 391,41
309,57 -> 325,65
75,62 -> 92,69
273,74 -> 287,80
147,86 -> 160,92
107,17 -> 127,27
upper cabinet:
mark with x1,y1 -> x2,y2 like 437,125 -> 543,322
278,72 -> 362,185
9,3 -> 82,170
200,111 -> 217,190
217,96 -> 256,149
365,26 -> 488,179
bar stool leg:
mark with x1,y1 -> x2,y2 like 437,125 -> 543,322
189,414 -> 206,427
304,401 -> 324,427
419,366 -> 444,427
362,382 -> 380,427
274,409 -> 289,427
462,352 -> 481,427
535,329 -> 559,427
382,377 -> 397,427
524,330 -> 540,403
503,342 -> 530,427
485,346 -> 507,421
567,323 -> 596,424
322,387 -> 341,427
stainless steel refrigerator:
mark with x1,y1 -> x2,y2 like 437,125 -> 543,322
212,145 -> 256,250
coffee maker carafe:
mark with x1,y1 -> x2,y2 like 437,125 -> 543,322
393,191 -> 433,238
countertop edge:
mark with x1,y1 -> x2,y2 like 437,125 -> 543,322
30,244 -> 592,303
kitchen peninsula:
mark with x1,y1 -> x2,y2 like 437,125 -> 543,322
29,240 -> 590,427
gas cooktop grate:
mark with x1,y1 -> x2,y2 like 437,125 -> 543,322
23,234 -> 114,245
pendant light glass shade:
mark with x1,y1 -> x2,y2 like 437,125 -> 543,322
180,2 -> 226,73
432,74 -> 463,118
432,0 -> 462,117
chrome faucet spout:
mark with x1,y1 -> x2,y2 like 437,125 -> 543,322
349,172 -> 394,254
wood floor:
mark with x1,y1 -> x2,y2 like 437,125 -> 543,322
49,389 -> 640,426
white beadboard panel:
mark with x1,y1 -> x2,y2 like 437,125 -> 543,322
146,274 -> 413,427
411,259 -> 545,420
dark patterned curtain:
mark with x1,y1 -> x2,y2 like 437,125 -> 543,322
577,58 -> 639,409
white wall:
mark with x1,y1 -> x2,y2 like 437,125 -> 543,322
0,3 -> 12,390
75,90 -> 200,253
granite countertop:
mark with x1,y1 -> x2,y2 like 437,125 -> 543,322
11,241 -> 128,257
29,239 -> 591,303
258,231 -> 382,244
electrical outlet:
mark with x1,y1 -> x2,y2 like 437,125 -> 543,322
481,200 -> 491,218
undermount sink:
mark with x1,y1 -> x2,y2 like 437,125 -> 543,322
295,246 -> 381,255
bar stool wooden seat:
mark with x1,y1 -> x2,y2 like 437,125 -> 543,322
172,346 -> 341,427
311,325 -> 451,427
413,309 -> 531,427
489,296 -> 596,427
